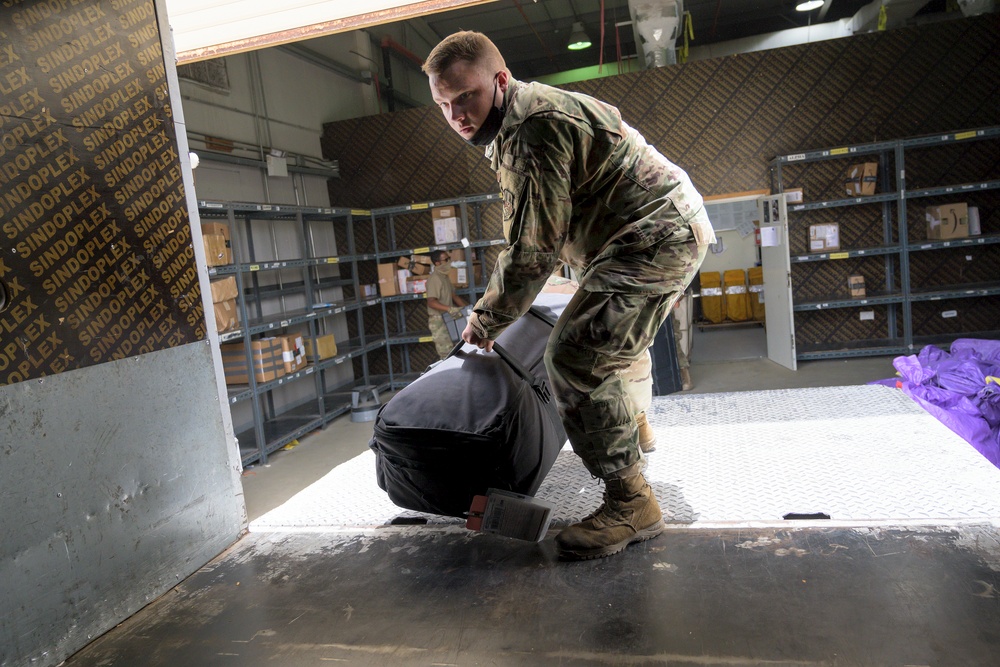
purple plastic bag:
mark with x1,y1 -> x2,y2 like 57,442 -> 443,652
872,340 -> 1000,469
902,383 -> 1000,468
951,338 -> 1000,364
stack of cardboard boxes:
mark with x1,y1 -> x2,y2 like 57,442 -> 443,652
219,333 -> 316,385
209,276 -> 240,333
220,338 -> 285,385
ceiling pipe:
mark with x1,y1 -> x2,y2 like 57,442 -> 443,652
381,35 -> 425,68
511,0 -> 557,63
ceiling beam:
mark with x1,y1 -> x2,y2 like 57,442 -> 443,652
170,0 -> 498,64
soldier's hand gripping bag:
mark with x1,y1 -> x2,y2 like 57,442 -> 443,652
369,294 -> 570,517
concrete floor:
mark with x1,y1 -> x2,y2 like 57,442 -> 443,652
64,335 -> 1000,666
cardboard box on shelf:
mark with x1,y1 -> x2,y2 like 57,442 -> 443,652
220,338 -> 285,385
433,206 -> 457,219
434,217 -> 460,244
396,256 -> 411,270
304,334 -> 338,361
448,261 -> 483,287
784,188 -> 804,203
845,162 -> 878,196
203,234 -> 230,266
848,275 -> 866,298
449,249 -> 467,262
926,203 -> 969,240
208,276 -> 240,333
277,334 -> 307,373
214,299 -> 239,333
209,276 -> 238,303
377,263 -> 399,296
201,222 -> 232,265
362,284 -> 378,297
410,255 -> 433,275
407,277 -> 428,293
449,266 -> 467,287
808,223 -> 840,252
397,268 -> 410,294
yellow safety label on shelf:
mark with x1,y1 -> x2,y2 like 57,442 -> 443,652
830,147 -> 849,155
351,209 -> 370,216
418,336 -> 433,343
410,203 -> 429,210
250,264 -> 260,271
327,257 -> 339,264
829,252 -> 849,260
413,247 -> 430,254
955,131 -> 977,141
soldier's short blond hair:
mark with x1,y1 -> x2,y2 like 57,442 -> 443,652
422,31 -> 507,77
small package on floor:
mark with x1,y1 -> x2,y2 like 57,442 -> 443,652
466,489 -> 555,542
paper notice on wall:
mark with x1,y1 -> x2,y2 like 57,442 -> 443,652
760,226 -> 780,247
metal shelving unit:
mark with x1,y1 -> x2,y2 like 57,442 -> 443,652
199,194 -> 505,466
770,126 -> 1000,361
368,193 -> 504,391
199,200 -> 379,467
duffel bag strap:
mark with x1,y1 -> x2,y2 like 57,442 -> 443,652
491,342 -> 552,404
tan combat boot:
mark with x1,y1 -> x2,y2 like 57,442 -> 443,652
680,368 -> 693,391
636,412 -> 656,453
555,463 -> 665,560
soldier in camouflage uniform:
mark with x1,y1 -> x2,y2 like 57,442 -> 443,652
426,250 -> 468,360
425,31 -> 715,560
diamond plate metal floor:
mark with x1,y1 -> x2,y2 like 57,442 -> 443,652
250,385 -> 1000,532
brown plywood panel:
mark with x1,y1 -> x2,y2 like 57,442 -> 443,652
1,0 -> 204,386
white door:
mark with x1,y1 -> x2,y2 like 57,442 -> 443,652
758,195 -> 797,370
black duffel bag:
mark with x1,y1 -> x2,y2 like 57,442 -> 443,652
369,294 -> 570,517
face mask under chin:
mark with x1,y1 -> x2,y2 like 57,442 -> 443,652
466,77 -> 505,147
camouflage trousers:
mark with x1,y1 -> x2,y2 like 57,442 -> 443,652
428,312 -> 455,360
544,235 -> 708,478
672,315 -> 689,370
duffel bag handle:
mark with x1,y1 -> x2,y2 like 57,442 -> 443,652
446,341 -> 552,405
492,343 -> 552,405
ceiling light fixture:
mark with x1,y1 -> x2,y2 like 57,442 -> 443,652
567,21 -> 592,50
795,0 -> 824,10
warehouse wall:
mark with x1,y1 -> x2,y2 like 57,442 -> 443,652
320,13 -> 1000,349
0,2 -> 244,665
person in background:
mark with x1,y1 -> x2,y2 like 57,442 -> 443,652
426,250 -> 468,360
424,31 -> 715,560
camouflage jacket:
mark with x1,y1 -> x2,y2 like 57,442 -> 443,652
472,78 -> 713,340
